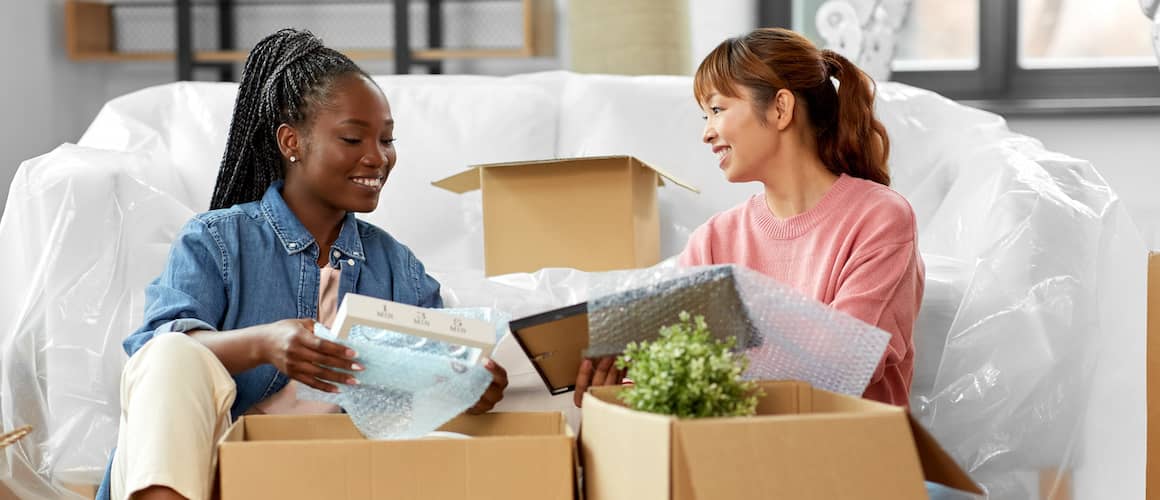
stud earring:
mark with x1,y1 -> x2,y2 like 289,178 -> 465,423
289,155 -> 297,163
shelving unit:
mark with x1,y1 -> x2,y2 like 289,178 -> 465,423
65,0 -> 552,80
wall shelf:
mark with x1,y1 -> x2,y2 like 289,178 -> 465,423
64,0 -> 553,79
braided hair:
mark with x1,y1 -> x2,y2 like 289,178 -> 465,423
210,29 -> 372,210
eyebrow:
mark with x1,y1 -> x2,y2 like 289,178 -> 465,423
338,118 -> 395,126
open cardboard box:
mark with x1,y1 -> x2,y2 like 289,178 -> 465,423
216,412 -> 576,500
581,380 -> 982,500
432,155 -> 697,276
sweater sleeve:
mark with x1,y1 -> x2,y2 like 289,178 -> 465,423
830,239 -> 923,407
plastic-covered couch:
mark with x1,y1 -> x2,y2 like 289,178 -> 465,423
0,71 -> 1146,499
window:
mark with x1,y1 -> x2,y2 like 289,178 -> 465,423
1018,0 -> 1155,69
758,0 -> 1160,114
892,0 -> 978,71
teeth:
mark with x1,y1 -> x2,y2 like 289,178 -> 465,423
716,147 -> 730,160
352,177 -> 383,188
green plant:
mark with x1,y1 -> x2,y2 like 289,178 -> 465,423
615,311 -> 761,418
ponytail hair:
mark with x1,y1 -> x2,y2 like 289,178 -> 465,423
693,28 -> 890,186
210,28 -> 370,210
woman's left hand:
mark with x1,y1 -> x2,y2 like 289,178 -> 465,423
466,358 -> 508,415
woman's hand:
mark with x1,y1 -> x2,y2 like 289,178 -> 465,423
466,359 -> 508,415
573,356 -> 626,408
260,318 -> 363,393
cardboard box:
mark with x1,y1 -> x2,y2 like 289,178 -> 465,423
1149,252 -> 1160,500
62,483 -> 97,499
217,412 -> 576,500
581,381 -> 982,500
432,155 -> 697,276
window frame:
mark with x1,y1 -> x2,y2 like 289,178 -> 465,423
758,0 -> 1160,115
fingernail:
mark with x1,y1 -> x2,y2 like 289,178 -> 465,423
485,359 -> 496,369
352,363 -> 364,371
347,378 -> 359,385
346,349 -> 358,358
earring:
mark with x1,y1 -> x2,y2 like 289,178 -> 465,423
289,155 -> 297,163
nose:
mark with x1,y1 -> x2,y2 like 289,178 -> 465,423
362,143 -> 390,168
702,120 -> 716,144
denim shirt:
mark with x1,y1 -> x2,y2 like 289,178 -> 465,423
98,181 -> 442,499
124,180 -> 443,415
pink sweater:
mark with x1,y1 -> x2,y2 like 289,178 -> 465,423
678,174 -> 924,406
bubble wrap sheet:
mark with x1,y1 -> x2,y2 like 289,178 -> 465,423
297,308 -> 507,439
585,265 -> 891,396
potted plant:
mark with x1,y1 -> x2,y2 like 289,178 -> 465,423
615,311 -> 761,418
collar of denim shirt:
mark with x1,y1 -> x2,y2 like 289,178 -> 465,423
258,180 -> 368,262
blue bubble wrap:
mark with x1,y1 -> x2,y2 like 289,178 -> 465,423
298,307 -> 509,439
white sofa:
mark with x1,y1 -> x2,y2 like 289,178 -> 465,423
0,71 -> 1146,499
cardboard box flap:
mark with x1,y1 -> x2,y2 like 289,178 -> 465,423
431,167 -> 482,194
633,156 -> 699,194
509,302 -> 589,395
752,380 -> 812,414
431,155 -> 700,194
582,387 -> 675,500
439,411 -> 568,437
673,411 -> 930,499
220,415 -> 248,444
908,415 -> 984,494
225,414 -> 364,442
224,413 -> 570,442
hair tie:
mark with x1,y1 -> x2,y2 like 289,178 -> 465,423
820,49 -> 843,77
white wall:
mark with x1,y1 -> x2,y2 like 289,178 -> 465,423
688,0 -> 756,69
0,1 -> 174,218
1006,114 -> 1160,249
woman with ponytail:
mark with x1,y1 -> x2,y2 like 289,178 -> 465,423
96,29 -> 506,500
681,28 -> 923,407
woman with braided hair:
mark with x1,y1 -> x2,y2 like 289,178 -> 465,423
96,29 -> 507,500
575,28 -> 923,409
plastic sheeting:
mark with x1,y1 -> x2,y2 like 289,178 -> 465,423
0,71 -> 1147,499
583,265 -> 890,396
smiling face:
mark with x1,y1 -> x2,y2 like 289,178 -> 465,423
700,86 -> 784,184
280,73 -> 396,216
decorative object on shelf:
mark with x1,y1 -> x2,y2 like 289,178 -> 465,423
1145,0 -> 1160,67
1142,0 -> 1159,18
567,0 -> 691,76
814,0 -> 913,81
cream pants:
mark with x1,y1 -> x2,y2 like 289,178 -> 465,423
110,332 -> 236,500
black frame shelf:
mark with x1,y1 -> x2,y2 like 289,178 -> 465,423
66,0 -> 547,81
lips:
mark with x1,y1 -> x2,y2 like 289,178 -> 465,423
712,146 -> 731,168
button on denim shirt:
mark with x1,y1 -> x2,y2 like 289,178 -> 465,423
98,181 -> 442,499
